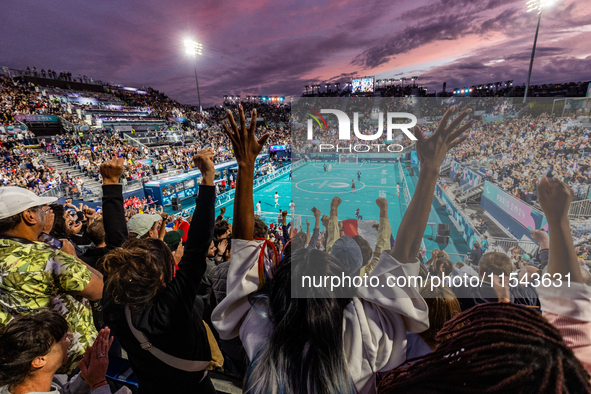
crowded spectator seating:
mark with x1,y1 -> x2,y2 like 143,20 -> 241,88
2,70 -> 290,201
3,106 -> 591,393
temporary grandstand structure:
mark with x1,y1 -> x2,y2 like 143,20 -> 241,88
551,97 -> 591,118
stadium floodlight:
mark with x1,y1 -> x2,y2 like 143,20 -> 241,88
184,39 -> 203,112
524,0 -> 553,103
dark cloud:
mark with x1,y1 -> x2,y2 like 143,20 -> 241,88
351,7 -> 527,69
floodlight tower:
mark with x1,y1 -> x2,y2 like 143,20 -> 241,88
523,0 -> 552,103
184,39 -> 203,111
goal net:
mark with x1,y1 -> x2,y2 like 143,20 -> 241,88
339,154 -> 358,164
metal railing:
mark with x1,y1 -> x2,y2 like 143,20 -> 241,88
485,237 -> 539,257
58,116 -> 75,133
569,199 -> 591,220
571,219 -> 591,239
574,185 -> 591,202
38,185 -> 66,199
397,161 -> 412,210
123,133 -> 148,150
456,184 -> 484,204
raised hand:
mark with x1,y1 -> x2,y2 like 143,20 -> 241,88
79,327 -> 113,390
217,239 -> 228,255
331,196 -> 342,210
413,106 -> 472,173
222,106 -> 270,167
100,157 -> 125,185
312,207 -> 321,220
69,221 -> 83,235
193,149 -> 215,185
537,176 -> 573,224
530,229 -> 550,249
42,208 -> 55,234
174,243 -> 184,263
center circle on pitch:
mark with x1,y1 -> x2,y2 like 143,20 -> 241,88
295,177 -> 366,194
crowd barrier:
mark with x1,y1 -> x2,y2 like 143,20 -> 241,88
435,183 -> 482,250
485,237 -> 539,257
569,199 -> 591,220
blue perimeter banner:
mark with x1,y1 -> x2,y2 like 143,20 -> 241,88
481,181 -> 548,232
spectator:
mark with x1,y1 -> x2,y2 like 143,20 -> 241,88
378,302 -> 591,393
100,153 -> 221,393
0,311 -> 127,394
536,176 -> 591,373
406,282 -> 462,360
126,214 -> 162,240
81,219 -> 107,268
0,186 -> 103,373
467,242 -> 483,267
453,251 -> 539,311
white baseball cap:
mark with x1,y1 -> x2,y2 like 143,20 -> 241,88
127,214 -> 162,238
0,187 -> 57,220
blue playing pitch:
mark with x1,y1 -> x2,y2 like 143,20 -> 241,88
177,161 -> 470,258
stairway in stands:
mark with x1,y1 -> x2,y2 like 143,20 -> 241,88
42,154 -> 103,198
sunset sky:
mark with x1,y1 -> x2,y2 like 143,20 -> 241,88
2,0 -> 590,106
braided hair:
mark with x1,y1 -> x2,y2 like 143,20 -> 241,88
379,302 -> 591,394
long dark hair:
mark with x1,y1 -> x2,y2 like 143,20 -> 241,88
245,248 -> 355,394
48,203 -> 68,239
101,238 -> 175,309
378,302 -> 591,393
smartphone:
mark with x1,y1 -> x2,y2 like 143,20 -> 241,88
39,232 -> 63,250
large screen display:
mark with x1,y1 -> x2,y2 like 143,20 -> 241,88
351,77 -> 374,93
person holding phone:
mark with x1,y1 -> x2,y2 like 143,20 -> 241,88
0,186 -> 104,374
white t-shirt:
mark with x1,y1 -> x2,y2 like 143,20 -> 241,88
256,202 -> 261,212
289,202 -> 295,212
212,240 -> 429,393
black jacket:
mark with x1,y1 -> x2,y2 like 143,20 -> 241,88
102,185 -> 216,394
80,246 -> 107,269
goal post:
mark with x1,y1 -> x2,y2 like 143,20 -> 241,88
339,153 -> 358,164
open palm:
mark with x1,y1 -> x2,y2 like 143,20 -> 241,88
413,106 -> 473,172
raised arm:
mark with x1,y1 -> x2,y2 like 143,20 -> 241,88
100,158 -> 127,250
326,197 -> 341,254
365,197 -> 391,275
158,212 -> 168,241
391,107 -> 472,263
222,106 -> 269,240
307,208 -> 321,250
537,176 -> 584,284
282,210 -> 291,243
177,150 -> 216,267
